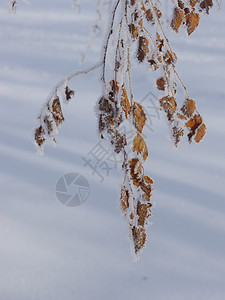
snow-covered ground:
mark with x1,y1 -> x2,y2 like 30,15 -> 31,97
0,1 -> 225,299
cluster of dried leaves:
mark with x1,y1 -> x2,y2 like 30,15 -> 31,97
34,0 -> 214,257
35,86 -> 74,150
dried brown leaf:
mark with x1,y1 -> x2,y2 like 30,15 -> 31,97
173,126 -> 184,146
185,12 -> 200,35
131,102 -> 146,133
171,8 -> 184,32
181,99 -> 196,118
159,96 -> 177,120
128,24 -> 139,39
132,226 -> 146,254
35,125 -> 45,147
156,33 -> 164,52
120,186 -> 129,215
121,86 -> 130,118
200,0 -> 213,13
133,134 -> 148,161
137,202 -> 148,226
129,158 -> 142,187
52,97 -> 64,126
65,86 -> 75,101
185,114 -> 203,141
137,36 -> 149,62
145,6 -> 162,23
194,123 -> 206,142
156,77 -> 166,91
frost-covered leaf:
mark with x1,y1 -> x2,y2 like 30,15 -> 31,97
52,97 -> 64,126
137,36 -> 149,62
132,226 -> 146,254
181,99 -> 196,117
121,85 -> 130,118
171,8 -> 184,32
185,12 -> 200,35
120,186 -> 129,215
34,126 -> 45,147
133,134 -> 148,161
194,123 -> 206,142
131,102 -> 146,133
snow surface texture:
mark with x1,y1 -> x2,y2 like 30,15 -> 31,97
0,1 -> 225,299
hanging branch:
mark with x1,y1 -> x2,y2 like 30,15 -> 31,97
34,0 -> 216,257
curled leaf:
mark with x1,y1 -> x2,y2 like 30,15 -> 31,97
121,85 -> 130,118
131,102 -> 146,133
52,97 -> 64,126
129,158 -> 142,187
120,186 -> 129,215
35,125 -> 45,147
181,99 -> 196,118
159,96 -> 177,120
65,86 -> 75,101
185,114 -> 203,142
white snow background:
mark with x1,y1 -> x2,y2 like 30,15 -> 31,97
0,1 -> 225,299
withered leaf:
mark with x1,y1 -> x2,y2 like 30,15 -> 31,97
120,186 -> 129,215
145,6 -> 162,23
137,36 -> 149,62
156,33 -> 164,52
189,0 -> 199,7
35,125 -> 45,147
109,80 -> 119,95
143,175 -> 153,185
112,131 -> 127,153
200,0 -> 213,14
52,97 -> 64,126
177,112 -> 187,120
131,102 -> 146,133
178,0 -> 185,9
171,8 -> 184,32
173,125 -> 184,146
185,114 -> 203,142
44,116 -> 53,134
181,99 -> 196,118
133,134 -> 148,161
164,50 -> 177,65
121,85 -> 130,118
159,96 -> 177,120
156,77 -> 166,91
99,97 -> 113,114
129,158 -> 142,187
132,226 -> 146,254
194,122 -> 206,143
65,86 -> 75,101
128,24 -> 139,39
185,12 -> 200,35
137,202 -> 148,226
185,114 -> 202,129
